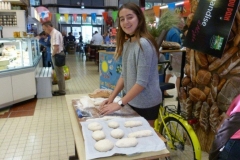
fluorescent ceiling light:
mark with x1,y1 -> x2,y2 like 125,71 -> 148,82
160,1 -> 184,9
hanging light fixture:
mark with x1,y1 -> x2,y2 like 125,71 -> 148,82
81,2 -> 84,9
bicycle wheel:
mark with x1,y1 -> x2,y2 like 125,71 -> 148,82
160,117 -> 196,160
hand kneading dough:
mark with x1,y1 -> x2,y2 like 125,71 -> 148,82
110,129 -> 124,139
88,122 -> 102,131
108,121 -> 119,128
115,138 -> 138,148
124,121 -> 142,128
94,139 -> 114,152
128,130 -> 153,138
92,130 -> 105,141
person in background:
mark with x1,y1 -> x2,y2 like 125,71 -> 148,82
79,32 -> 83,44
91,31 -> 103,45
67,32 -> 76,42
62,31 -> 68,55
99,2 -> 162,127
39,31 -> 53,68
163,18 -> 185,100
42,21 -> 65,96
209,95 -> 240,160
104,31 -> 111,44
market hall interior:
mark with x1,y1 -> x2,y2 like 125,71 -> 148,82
0,53 -> 209,160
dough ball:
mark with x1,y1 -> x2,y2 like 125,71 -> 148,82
92,130 -> 105,141
88,122 -> 102,131
110,129 -> 124,139
128,130 -> 153,138
124,121 -> 142,128
115,138 -> 138,148
108,121 -> 119,128
94,139 -> 114,152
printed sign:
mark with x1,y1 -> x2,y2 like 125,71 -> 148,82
99,52 -> 122,91
184,0 -> 240,58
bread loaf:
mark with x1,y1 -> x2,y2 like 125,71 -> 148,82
229,66 -> 240,75
209,102 -> 220,133
211,73 -> 219,101
196,70 -> 211,85
89,89 -> 112,98
209,46 -> 238,71
207,55 -> 217,64
190,49 -> 196,85
193,101 -> 202,119
217,52 -> 240,76
199,102 -> 210,132
217,78 -> 227,92
203,86 -> 211,97
207,91 -> 214,107
180,97 -> 193,119
182,76 -> 191,87
186,13 -> 194,27
179,87 -> 187,102
217,77 -> 240,111
184,63 -> 191,77
189,88 -> 207,102
195,51 -> 208,68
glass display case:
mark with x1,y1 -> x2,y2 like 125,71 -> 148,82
0,37 -> 41,72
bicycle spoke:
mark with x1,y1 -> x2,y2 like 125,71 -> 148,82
161,118 -> 196,160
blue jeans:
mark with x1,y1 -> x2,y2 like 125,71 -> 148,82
218,139 -> 240,160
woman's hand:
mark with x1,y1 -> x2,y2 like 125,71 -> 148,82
99,103 -> 121,115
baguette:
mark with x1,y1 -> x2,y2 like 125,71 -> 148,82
207,55 -> 217,64
233,34 -> 240,47
195,51 -> 208,68
189,49 -> 196,85
193,101 -> 202,119
217,78 -> 227,92
199,102 -> 210,132
209,102 -> 220,133
208,46 -> 238,71
229,66 -> 240,75
184,63 -> 191,77
217,52 -> 240,76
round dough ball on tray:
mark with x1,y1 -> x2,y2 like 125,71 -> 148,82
94,139 -> 114,152
124,120 -> 142,128
92,130 -> 105,141
108,121 -> 119,128
128,130 -> 153,138
110,128 -> 124,139
115,137 -> 138,148
88,122 -> 102,131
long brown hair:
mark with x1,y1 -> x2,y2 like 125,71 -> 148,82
115,2 -> 159,59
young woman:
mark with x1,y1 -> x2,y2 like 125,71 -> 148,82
99,2 -> 162,127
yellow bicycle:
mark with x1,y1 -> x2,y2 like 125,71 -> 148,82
156,56 -> 201,160
154,104 -> 201,160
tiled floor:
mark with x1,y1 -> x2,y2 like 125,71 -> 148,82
0,53 -> 209,160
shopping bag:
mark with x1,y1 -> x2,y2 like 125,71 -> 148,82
52,65 -> 70,84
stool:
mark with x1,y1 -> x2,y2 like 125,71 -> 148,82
35,67 -> 52,98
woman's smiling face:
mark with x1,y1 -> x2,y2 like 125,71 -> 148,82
119,8 -> 139,35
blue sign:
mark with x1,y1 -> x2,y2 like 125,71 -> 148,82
99,52 -> 122,91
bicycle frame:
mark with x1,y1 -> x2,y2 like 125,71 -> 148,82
154,106 -> 202,160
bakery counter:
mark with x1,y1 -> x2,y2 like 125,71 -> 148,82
65,94 -> 170,160
0,56 -> 42,109
99,50 -> 122,91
